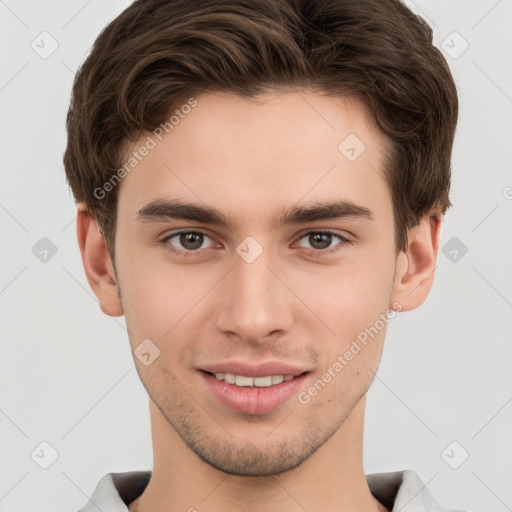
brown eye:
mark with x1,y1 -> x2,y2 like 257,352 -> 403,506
307,232 -> 334,250
161,230 -> 215,255
178,232 -> 204,250
296,230 -> 348,253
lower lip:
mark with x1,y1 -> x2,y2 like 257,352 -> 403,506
199,371 -> 309,415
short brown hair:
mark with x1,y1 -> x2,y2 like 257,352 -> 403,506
63,0 -> 458,260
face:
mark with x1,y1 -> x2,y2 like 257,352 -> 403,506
113,90 -> 399,476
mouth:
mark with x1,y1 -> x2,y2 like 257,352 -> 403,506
201,370 -> 308,387
199,369 -> 311,415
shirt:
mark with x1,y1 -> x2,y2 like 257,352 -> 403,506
77,469 -> 465,512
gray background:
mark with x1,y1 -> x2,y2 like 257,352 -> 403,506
0,1 -> 511,511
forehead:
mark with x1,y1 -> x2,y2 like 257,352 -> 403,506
116,90 -> 392,225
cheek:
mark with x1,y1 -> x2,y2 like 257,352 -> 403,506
117,249 -> 221,345
308,254 -> 395,340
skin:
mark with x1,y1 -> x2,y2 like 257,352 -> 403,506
77,89 -> 441,512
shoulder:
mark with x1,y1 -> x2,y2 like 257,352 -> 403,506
366,469 -> 468,512
76,471 -> 151,512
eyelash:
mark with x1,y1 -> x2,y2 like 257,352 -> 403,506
159,229 -> 352,259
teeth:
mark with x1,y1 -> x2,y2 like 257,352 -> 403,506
235,375 -> 253,387
224,373 -> 236,384
254,376 -> 272,387
272,375 -> 284,385
213,372 -> 296,387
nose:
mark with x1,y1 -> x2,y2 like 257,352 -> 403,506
215,245 -> 294,345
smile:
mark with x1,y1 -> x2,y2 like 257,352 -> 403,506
208,372 -> 296,387
200,370 -> 310,415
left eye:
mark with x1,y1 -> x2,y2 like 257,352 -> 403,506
296,231 -> 347,252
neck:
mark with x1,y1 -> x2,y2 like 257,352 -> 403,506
130,395 -> 388,512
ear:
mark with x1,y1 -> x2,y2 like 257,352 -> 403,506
76,204 -> 124,317
390,211 -> 442,312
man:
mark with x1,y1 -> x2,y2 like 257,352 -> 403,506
64,0 -> 462,510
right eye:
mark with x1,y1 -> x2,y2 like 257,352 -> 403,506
160,230 -> 217,257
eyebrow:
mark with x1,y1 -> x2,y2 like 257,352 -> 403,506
135,198 -> 374,230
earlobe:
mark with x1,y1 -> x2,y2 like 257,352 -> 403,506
390,212 -> 442,312
76,204 -> 124,317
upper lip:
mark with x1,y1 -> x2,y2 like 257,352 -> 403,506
200,361 -> 312,378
